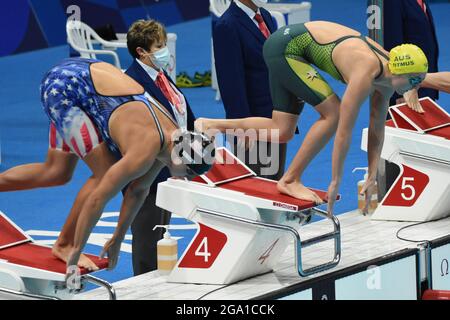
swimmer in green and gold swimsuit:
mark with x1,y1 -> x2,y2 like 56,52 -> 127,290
196,21 -> 428,215
263,23 -> 388,113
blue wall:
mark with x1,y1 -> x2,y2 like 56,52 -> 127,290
0,0 -> 209,57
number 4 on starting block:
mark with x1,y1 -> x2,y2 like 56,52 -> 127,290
178,224 -> 227,269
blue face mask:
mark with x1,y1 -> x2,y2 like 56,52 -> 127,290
150,46 -> 170,70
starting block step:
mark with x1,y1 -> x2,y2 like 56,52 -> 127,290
154,147 -> 340,285
362,97 -> 450,222
0,211 -> 114,300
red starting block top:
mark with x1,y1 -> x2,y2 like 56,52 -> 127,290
193,148 -> 255,185
0,212 -> 30,249
0,242 -> 108,275
389,97 -> 450,133
0,211 -> 108,274
193,148 -> 336,211
428,126 -> 450,140
220,176 -> 330,211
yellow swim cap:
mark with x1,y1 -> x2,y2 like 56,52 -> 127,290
388,44 -> 428,75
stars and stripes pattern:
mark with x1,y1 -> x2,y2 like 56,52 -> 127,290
48,116 -> 103,158
40,58 -> 156,159
41,58 -> 107,158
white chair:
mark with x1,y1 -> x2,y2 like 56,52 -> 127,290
210,0 -> 231,17
66,20 -> 123,69
66,20 -> 178,81
269,10 -> 286,29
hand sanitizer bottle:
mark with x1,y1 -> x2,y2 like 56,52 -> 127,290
352,167 -> 378,215
153,225 -> 178,275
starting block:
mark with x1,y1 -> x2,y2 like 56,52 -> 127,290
156,147 -> 341,285
0,211 -> 116,300
362,97 -> 450,222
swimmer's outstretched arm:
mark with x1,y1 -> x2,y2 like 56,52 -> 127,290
196,117 -> 279,141
400,71 -> 450,113
100,160 -> 165,269
367,91 -> 391,179
66,137 -> 161,271
360,90 -> 391,213
327,73 -> 374,216
421,72 -> 450,93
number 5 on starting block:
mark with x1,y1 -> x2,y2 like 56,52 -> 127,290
382,165 -> 429,207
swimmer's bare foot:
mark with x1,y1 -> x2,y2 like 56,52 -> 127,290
277,179 -> 324,204
52,243 -> 99,271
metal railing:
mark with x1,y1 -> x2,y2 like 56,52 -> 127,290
0,275 -> 116,300
197,206 -> 341,277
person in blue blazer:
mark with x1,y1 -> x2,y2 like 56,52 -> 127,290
383,0 -> 439,105
125,20 -> 196,275
213,0 -> 287,180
